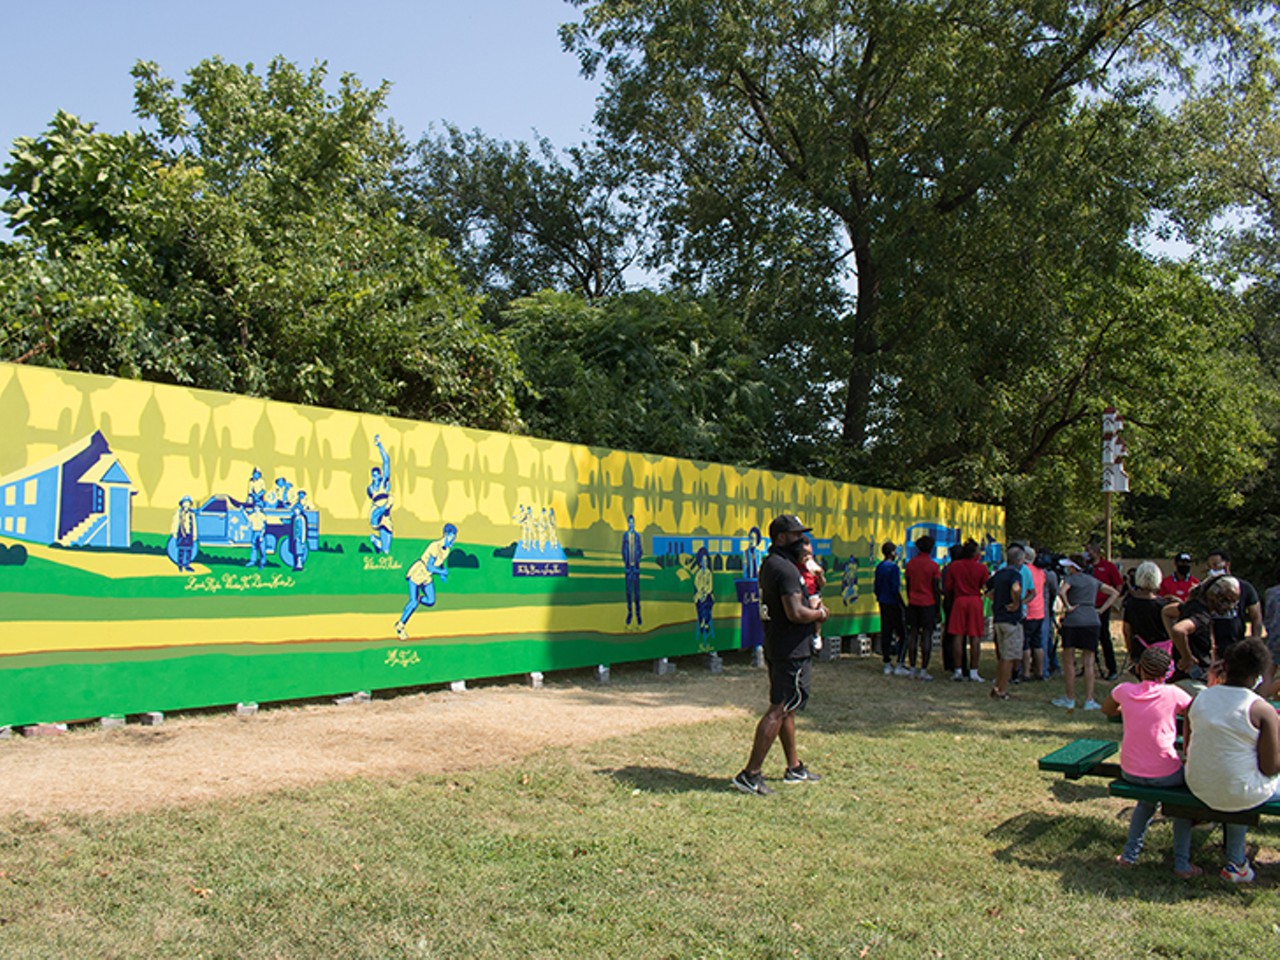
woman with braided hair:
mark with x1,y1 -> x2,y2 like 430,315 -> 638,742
1101,646 -> 1198,877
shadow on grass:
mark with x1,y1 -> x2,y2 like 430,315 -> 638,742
599,765 -> 733,794
986,811 -> 1275,899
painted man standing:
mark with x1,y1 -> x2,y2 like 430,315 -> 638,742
732,514 -> 829,796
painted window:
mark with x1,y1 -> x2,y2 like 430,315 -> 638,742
16,516 -> 25,535
3,516 -> 11,532
3,485 -> 13,506
23,478 -> 37,505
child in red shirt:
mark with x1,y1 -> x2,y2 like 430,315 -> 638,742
796,539 -> 827,653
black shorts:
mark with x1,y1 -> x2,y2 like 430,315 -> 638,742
905,604 -> 937,633
1061,624 -> 1099,653
767,657 -> 811,712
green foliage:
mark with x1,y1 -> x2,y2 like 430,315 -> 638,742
566,0 -> 1278,541
0,57 -> 521,430
402,128 -> 643,311
503,289 -> 786,464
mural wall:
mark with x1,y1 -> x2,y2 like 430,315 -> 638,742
0,363 -> 1005,727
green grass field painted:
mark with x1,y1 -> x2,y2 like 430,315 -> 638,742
0,653 -> 1275,959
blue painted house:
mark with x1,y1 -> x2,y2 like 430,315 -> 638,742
0,431 -> 135,548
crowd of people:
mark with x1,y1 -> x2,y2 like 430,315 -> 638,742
733,518 -> 1279,883
871,537 -> 1280,884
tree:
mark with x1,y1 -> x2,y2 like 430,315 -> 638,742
502,288 -> 789,464
401,127 -> 644,312
565,0 -> 1267,450
1,57 -> 522,430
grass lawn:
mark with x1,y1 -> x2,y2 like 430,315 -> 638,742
0,652 -> 1277,959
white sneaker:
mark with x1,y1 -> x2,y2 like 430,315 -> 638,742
968,671 -> 984,682
1051,696 -> 1076,709
952,670 -> 964,682
893,665 -> 911,677
1083,699 -> 1102,711
917,671 -> 934,682
884,663 -> 893,675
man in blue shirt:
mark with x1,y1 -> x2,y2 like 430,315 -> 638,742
874,541 -> 908,676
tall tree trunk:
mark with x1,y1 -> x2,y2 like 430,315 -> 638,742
841,227 -> 879,450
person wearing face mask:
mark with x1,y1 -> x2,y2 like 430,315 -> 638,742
1204,549 -> 1264,655
731,515 -> 829,796
1164,574 -> 1241,688
1158,552 -> 1199,604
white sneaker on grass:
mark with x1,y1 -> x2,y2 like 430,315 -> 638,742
893,664 -> 911,677
1083,699 -> 1102,711
884,663 -> 893,676
1051,696 -> 1076,709
917,671 -> 933,681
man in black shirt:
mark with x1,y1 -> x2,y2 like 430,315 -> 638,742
1205,549 -> 1264,654
732,514 -> 829,796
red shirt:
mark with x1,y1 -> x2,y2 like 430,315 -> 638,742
1091,558 -> 1123,608
1158,574 -> 1199,604
905,554 -> 941,607
947,557 -> 989,599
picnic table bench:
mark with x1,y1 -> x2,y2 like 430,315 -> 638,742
1040,738 -> 1280,827
1037,738 -> 1121,780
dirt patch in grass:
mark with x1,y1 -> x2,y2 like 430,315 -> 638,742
0,670 -> 754,818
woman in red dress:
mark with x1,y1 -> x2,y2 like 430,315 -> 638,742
947,540 -> 990,682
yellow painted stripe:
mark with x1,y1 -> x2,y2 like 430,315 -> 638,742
5,539 -> 201,580
0,601 -> 708,657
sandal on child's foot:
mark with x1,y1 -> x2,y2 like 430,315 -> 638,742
1115,856 -> 1136,868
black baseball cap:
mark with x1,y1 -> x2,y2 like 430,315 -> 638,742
768,514 -> 812,539
1175,552 -> 1192,563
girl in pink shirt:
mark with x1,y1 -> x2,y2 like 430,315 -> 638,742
1101,647 -> 1198,877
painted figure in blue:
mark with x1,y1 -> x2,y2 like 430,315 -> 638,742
288,496 -> 309,571
368,435 -> 393,554
245,503 -> 268,569
171,495 -> 198,572
743,527 -> 763,581
622,514 -> 644,626
246,467 -> 266,508
395,523 -> 458,640
841,556 -> 860,605
693,545 -> 715,647
271,476 -> 293,509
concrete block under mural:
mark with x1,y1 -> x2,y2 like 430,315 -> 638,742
0,363 -> 1005,726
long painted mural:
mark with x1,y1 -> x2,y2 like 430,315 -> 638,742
0,362 -> 1005,727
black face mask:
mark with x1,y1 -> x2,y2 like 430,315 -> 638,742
1176,564 -> 1191,577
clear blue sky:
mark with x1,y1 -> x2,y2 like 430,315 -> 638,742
0,0 -> 600,157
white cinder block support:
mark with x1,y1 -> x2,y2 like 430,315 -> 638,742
595,664 -> 610,684
449,680 -> 467,693
139,711 -> 165,726
528,672 -> 544,689
706,652 -> 724,674
100,715 -> 126,729
653,657 -> 676,676
235,702 -> 259,717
